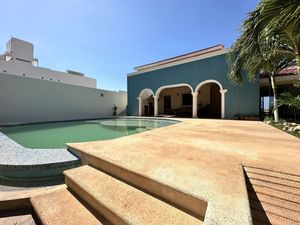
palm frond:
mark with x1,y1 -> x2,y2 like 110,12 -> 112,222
227,0 -> 300,85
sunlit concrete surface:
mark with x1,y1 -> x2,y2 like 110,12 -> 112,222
69,119 -> 300,225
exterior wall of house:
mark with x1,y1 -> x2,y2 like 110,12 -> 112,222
0,73 -> 127,125
127,53 -> 260,119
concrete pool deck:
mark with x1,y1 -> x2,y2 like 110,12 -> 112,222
67,119 -> 300,225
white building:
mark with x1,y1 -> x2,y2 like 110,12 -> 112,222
0,38 -> 127,125
0,37 -> 96,88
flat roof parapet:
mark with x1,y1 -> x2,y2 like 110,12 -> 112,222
66,70 -> 85,76
134,44 -> 225,72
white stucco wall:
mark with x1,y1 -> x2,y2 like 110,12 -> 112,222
0,60 -> 97,88
6,38 -> 34,62
0,73 -> 127,125
0,37 -> 96,88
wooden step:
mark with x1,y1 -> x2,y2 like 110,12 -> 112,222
244,166 -> 300,183
250,207 -> 298,225
30,188 -> 108,225
244,165 -> 300,225
247,181 -> 300,204
247,177 -> 300,195
64,165 -> 203,225
248,191 -> 300,213
249,199 -> 300,224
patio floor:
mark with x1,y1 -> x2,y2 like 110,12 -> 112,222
68,119 -> 300,225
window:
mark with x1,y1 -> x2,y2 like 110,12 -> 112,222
182,93 -> 192,106
261,96 -> 274,114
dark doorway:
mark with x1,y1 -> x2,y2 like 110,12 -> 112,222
148,102 -> 154,116
210,84 -> 221,118
164,95 -> 171,114
142,95 -> 154,116
198,83 -> 221,118
144,105 -> 149,116
143,102 -> 154,116
182,93 -> 192,106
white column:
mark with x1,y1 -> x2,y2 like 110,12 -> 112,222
192,92 -> 198,118
219,89 -> 228,119
137,97 -> 142,116
153,95 -> 158,117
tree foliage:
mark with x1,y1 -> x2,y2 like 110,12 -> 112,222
277,92 -> 300,110
227,0 -> 300,122
228,0 -> 300,85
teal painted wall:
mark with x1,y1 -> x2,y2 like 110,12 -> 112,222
127,53 -> 260,118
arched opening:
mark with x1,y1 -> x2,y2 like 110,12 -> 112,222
155,83 -> 194,117
197,83 -> 221,118
138,89 -> 154,116
195,79 -> 227,119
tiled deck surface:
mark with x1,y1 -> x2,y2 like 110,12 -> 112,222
68,119 -> 300,225
0,132 -> 79,179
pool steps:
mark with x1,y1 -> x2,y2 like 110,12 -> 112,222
31,165 -> 203,225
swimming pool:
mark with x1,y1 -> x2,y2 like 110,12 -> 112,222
0,118 -> 179,149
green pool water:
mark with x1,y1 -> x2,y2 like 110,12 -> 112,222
0,118 -> 178,149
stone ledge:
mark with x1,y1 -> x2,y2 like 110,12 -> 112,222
0,132 -> 80,179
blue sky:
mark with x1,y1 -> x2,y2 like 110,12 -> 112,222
0,0 -> 259,91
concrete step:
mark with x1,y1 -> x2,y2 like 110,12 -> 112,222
69,147 -> 207,220
64,165 -> 203,225
30,188 -> 108,225
0,210 -> 38,225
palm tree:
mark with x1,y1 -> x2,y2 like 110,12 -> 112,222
259,0 -> 300,77
228,0 -> 298,122
277,92 -> 300,121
